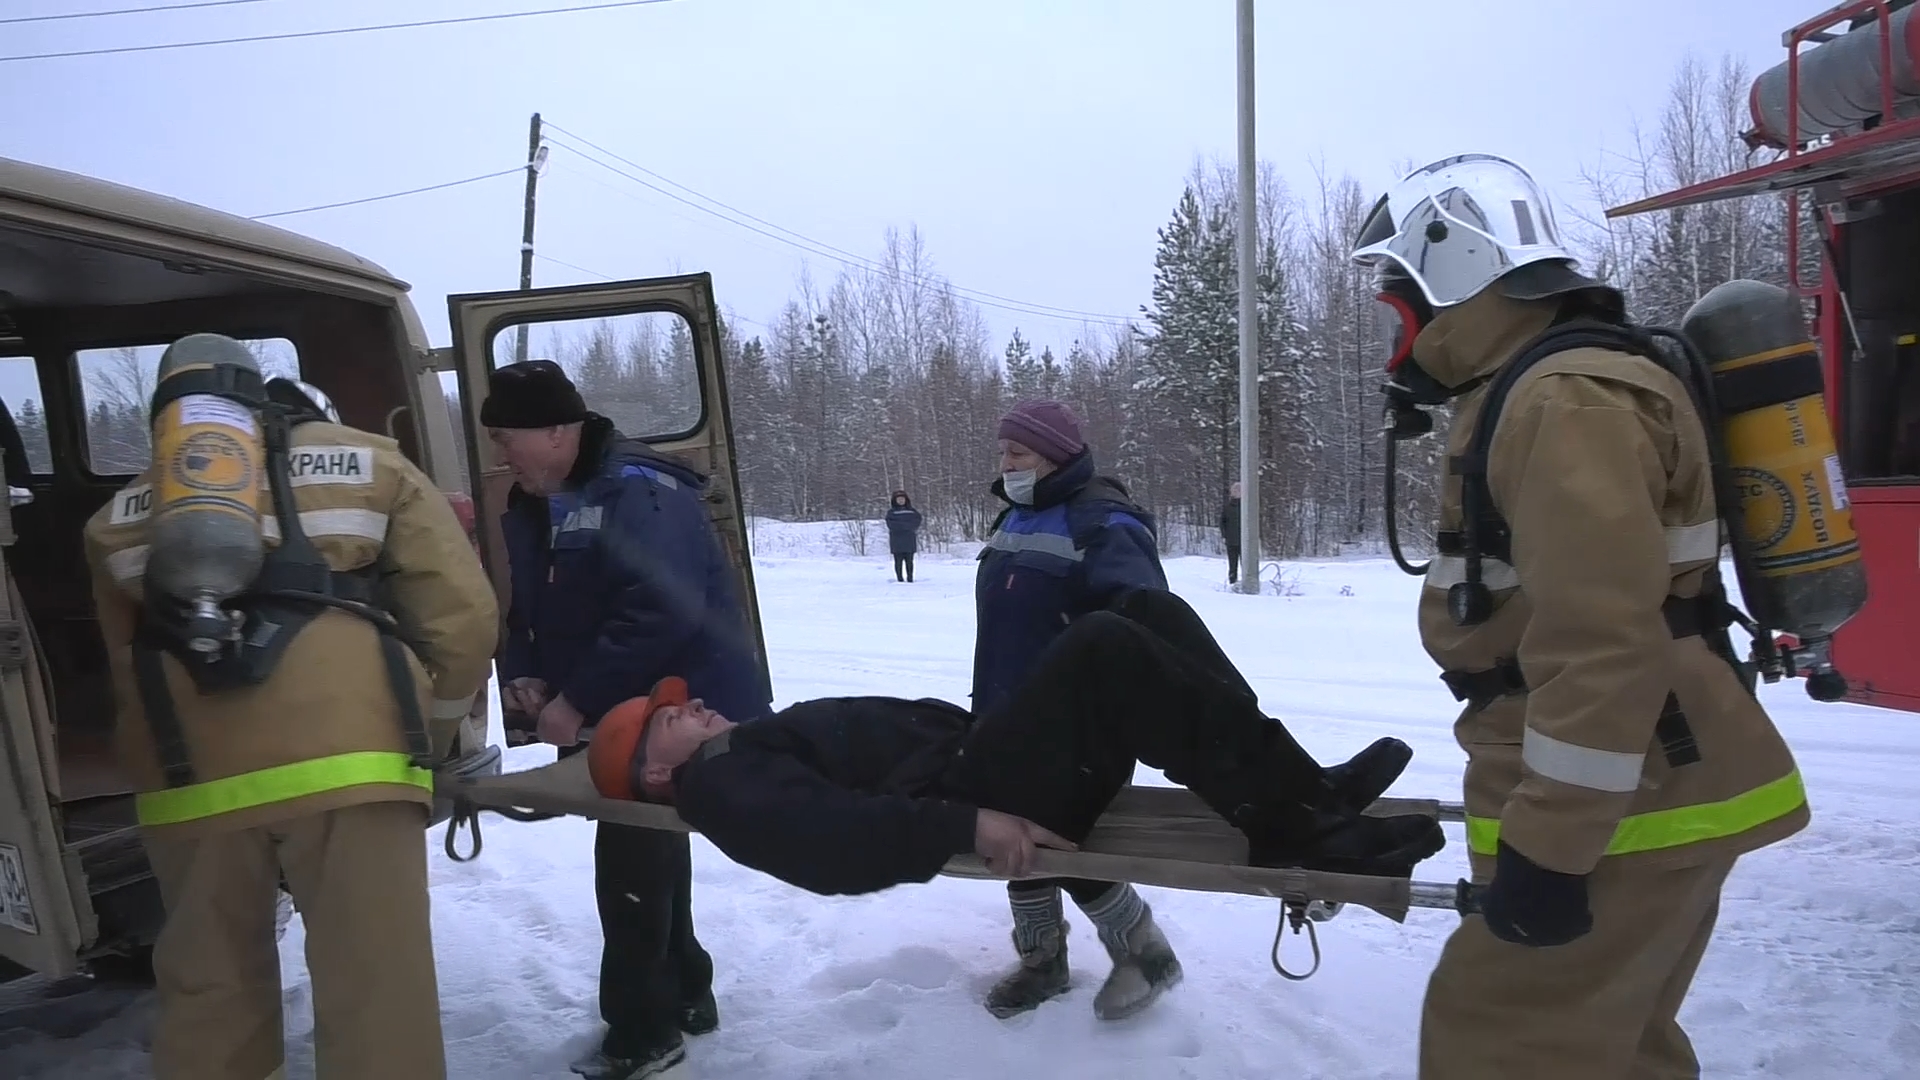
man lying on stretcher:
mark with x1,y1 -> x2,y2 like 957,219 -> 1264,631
587,589 -> 1446,895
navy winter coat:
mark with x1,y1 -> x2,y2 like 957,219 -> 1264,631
971,451 -> 1166,716
885,498 -> 923,555
498,416 -> 770,726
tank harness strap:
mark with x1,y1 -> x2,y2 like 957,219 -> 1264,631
130,631 -> 197,789
1438,593 -> 1727,770
145,364 -> 266,420
129,406 -> 437,792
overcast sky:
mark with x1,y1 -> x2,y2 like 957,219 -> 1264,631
3,0 -> 1822,371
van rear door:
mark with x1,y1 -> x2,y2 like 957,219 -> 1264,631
445,274 -> 770,709
0,489 -> 87,977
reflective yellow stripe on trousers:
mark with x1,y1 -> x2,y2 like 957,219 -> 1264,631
135,751 -> 434,827
1464,770 -> 1808,858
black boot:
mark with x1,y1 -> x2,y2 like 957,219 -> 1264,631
1323,737 -> 1413,814
1240,804 -> 1444,878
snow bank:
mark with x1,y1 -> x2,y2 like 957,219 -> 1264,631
9,532 -> 1916,1079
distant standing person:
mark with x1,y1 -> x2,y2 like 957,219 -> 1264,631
886,490 -> 922,582
1220,480 -> 1244,585
973,399 -> 1180,1023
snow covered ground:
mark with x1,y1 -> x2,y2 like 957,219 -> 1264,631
8,521 -> 1919,1078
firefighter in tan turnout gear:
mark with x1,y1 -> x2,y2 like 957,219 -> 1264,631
82,335 -> 499,1080
1352,156 -> 1812,1079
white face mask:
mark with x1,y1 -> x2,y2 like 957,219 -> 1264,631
1003,468 -> 1038,505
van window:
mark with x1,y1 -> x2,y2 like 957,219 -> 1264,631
0,355 -> 54,474
76,338 -> 300,475
487,312 -> 702,441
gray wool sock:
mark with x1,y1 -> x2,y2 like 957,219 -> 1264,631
1009,885 -> 1065,953
1078,883 -> 1147,952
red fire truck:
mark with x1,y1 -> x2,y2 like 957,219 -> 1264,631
1609,0 -> 1920,714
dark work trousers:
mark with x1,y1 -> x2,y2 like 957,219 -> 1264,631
892,552 -> 916,582
942,590 -> 1327,858
559,742 -> 713,1055
1226,546 -> 1241,585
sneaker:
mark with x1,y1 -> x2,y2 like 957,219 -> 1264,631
570,1037 -> 687,1080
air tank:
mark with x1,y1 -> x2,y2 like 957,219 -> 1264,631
1681,280 -> 1868,700
144,333 -> 267,654
1749,2 -> 1920,148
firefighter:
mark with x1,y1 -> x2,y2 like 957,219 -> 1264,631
1349,155 -> 1811,1079
83,336 -> 499,1080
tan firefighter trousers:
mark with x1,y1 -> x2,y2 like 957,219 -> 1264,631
1419,855 -> 1737,1080
142,800 -> 445,1080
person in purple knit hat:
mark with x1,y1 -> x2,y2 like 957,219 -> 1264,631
970,399 -> 1178,1022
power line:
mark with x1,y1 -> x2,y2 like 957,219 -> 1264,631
542,126 -> 1135,328
0,0 -> 682,63
545,122 -> 1136,325
250,166 -> 521,220
1,0 -> 273,25
533,253 -> 770,332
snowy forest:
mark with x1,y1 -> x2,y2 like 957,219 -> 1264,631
31,53 -> 1800,563
494,51 -> 1800,560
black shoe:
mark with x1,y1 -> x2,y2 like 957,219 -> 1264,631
570,1036 -> 686,1080
679,991 -> 719,1036
1323,737 -> 1413,814
1247,810 -> 1445,878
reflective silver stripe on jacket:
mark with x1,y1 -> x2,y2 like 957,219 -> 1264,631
1424,520 -> 1723,591
1522,727 -> 1647,794
983,529 -> 1084,562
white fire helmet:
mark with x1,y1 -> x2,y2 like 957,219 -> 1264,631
266,377 -> 341,425
1349,153 -> 1587,309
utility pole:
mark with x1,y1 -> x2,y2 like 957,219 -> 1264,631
514,111 -> 547,364
1234,0 -> 1262,594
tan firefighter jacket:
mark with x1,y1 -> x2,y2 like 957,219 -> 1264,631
84,420 -> 499,836
1410,287 -> 1810,879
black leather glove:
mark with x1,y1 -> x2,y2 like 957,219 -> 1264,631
1478,840 -> 1593,947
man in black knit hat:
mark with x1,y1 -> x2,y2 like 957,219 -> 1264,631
482,360 -> 771,1080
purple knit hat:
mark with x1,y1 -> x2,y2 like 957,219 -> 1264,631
998,400 -> 1086,465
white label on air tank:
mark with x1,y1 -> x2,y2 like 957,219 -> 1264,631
176,394 -> 258,436
108,483 -> 154,525
1824,454 -> 1851,512
286,446 -> 374,487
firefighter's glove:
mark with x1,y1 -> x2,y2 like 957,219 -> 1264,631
1479,840 -> 1592,947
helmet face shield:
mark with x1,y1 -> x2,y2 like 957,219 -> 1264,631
1350,153 -> 1579,309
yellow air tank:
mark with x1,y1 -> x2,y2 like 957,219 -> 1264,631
1680,279 -> 1868,698
144,333 -> 268,655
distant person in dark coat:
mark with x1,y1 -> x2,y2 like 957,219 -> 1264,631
972,399 -> 1175,1023
885,490 -> 923,582
585,586 -> 1436,899
485,360 -> 772,1080
1220,481 -> 1244,585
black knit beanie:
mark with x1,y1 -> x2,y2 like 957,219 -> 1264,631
480,360 -> 589,429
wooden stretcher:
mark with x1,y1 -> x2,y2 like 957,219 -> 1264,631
442,755 -> 1478,980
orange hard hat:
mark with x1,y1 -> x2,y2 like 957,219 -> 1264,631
587,676 -> 688,801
